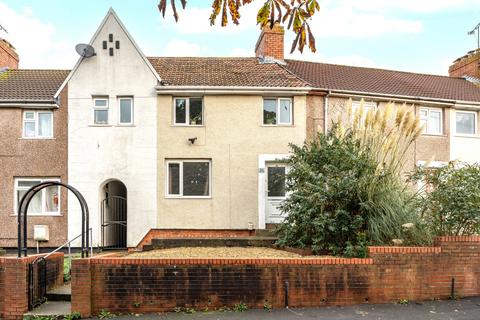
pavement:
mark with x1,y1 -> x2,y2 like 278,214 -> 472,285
106,297 -> 480,320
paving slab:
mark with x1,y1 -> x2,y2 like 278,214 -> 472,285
25,301 -> 71,316
102,297 -> 480,320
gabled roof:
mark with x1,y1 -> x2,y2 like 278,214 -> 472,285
285,59 -> 480,104
54,8 -> 161,98
0,69 -> 69,104
148,57 -> 310,88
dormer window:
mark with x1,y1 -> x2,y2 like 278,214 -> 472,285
174,97 -> 203,126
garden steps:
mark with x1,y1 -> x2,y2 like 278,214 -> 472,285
143,236 -> 278,251
46,282 -> 71,302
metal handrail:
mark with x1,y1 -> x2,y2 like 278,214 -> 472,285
40,228 -> 93,271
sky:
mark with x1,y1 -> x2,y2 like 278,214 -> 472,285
0,0 -> 479,75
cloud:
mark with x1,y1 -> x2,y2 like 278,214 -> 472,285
0,2 -> 76,69
161,40 -> 205,56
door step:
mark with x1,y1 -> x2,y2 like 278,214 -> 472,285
24,301 -> 71,317
46,283 -> 72,302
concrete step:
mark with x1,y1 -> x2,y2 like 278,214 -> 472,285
150,237 -> 278,249
46,283 -> 71,302
255,228 -> 277,237
24,301 -> 71,317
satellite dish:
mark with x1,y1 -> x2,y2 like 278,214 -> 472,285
75,43 -> 96,58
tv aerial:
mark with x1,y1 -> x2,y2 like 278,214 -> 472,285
75,43 -> 96,58
0,23 -> 8,34
467,22 -> 480,50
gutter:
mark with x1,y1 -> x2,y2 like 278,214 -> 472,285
310,88 -> 480,107
155,85 -> 312,95
0,101 -> 59,108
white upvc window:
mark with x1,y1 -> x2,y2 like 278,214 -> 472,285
14,178 -> 61,215
419,107 -> 442,135
351,100 -> 376,123
263,98 -> 293,125
166,160 -> 211,198
93,98 -> 109,125
118,97 -> 134,125
23,111 -> 53,138
455,111 -> 477,135
173,97 -> 203,126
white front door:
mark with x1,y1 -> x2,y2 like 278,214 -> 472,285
265,163 -> 288,224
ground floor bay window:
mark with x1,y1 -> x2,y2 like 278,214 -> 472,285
166,160 -> 211,198
14,178 -> 61,215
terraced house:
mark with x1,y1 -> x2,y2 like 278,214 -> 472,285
0,9 -> 479,250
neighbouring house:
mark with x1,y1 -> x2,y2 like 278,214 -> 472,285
0,8 -> 479,250
0,49 -> 69,247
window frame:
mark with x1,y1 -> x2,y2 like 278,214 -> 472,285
173,97 -> 204,126
351,100 -> 377,122
262,97 -> 293,126
93,97 -> 109,125
165,159 -> 212,198
455,110 -> 477,136
22,110 -> 53,139
419,107 -> 443,135
14,177 -> 61,216
118,97 -> 134,125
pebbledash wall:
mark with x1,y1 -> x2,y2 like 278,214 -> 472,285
0,253 -> 64,320
72,237 -> 480,317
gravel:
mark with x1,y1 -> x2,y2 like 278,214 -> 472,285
127,247 -> 308,259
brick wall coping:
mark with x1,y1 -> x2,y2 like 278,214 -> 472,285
368,246 -> 441,254
435,236 -> 480,242
0,252 -> 63,263
85,257 -> 374,265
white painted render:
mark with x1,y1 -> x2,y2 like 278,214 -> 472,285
449,108 -> 480,164
67,10 -> 158,247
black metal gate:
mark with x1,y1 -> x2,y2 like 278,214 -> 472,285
101,196 -> 127,249
28,257 -> 47,310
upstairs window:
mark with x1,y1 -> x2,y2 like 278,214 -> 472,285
174,98 -> 203,126
419,108 -> 442,135
351,100 -> 376,123
119,97 -> 133,125
263,98 -> 292,125
15,178 -> 60,215
23,111 -> 53,138
93,98 -> 109,125
456,111 -> 476,135
166,160 -> 211,198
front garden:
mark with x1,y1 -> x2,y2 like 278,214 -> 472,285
276,100 -> 480,257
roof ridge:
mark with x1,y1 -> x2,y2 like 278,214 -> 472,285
147,56 -> 256,60
285,59 -> 465,81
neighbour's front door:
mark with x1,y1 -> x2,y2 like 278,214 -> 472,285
265,163 -> 288,224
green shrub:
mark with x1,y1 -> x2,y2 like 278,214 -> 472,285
410,162 -> 480,236
276,102 -> 430,256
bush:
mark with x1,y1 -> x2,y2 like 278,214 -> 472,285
410,162 -> 480,236
276,102 -> 430,256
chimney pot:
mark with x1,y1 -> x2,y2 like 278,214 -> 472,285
0,39 -> 19,69
449,49 -> 480,79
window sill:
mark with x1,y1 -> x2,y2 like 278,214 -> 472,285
117,124 -> 135,127
261,124 -> 295,127
19,137 -> 55,140
165,196 -> 212,199
10,213 -> 63,217
171,125 -> 205,127
454,134 -> 479,139
89,124 -> 113,127
420,133 -> 446,137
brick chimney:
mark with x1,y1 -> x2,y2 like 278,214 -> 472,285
449,49 -> 480,79
0,39 -> 19,69
255,23 -> 284,62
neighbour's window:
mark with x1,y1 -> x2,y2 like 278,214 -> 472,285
23,111 -> 53,138
351,100 -> 376,123
174,98 -> 203,125
166,160 -> 211,197
93,98 -> 109,124
119,98 -> 133,125
456,111 -> 476,135
263,98 -> 293,125
15,178 -> 60,215
419,108 -> 442,135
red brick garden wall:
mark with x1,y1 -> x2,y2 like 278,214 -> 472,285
72,237 -> 480,317
0,253 -> 64,320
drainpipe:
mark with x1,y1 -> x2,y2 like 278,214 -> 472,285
324,90 -> 331,133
